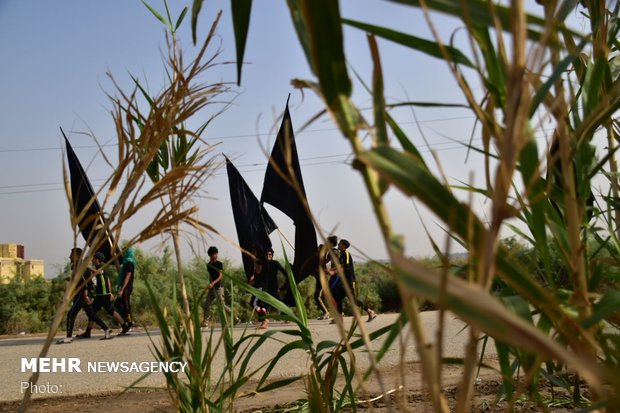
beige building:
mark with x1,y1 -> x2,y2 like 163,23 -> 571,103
0,243 -> 44,284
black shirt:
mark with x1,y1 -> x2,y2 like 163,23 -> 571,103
72,270 -> 93,300
261,260 -> 286,295
93,267 -> 112,296
339,250 -> 356,284
119,261 -> 135,291
207,260 -> 224,289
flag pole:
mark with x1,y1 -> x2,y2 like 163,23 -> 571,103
276,228 -> 295,250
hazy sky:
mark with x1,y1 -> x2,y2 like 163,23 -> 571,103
0,1 -> 573,277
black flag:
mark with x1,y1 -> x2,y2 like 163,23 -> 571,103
260,100 -> 318,283
63,128 -> 119,262
226,157 -> 277,277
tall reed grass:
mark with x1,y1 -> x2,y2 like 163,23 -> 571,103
200,0 -> 620,410
19,2 -> 229,411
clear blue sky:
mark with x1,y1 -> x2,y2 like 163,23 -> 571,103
1,0 -> 568,277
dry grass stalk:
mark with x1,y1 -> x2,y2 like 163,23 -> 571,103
19,12 -> 228,413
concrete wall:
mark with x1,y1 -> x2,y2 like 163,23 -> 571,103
0,243 -> 23,259
0,244 -> 45,283
0,258 -> 18,284
24,259 -> 45,279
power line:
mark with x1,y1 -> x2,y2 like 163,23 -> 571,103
0,140 -> 529,197
0,115 -> 477,154
0,126 -> 561,196
0,143 -> 118,154
0,159 -> 349,196
0,187 -> 67,196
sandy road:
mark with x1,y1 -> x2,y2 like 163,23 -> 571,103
0,311 -> 494,403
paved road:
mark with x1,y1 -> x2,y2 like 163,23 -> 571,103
0,312 -> 495,402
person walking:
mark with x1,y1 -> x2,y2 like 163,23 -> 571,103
338,239 -> 377,322
324,235 -> 340,277
57,248 -> 111,344
321,236 -> 343,321
202,246 -> 236,326
314,244 -> 330,320
249,248 -> 287,329
248,257 -> 268,328
80,252 -> 130,338
328,270 -> 345,324
263,248 -> 287,299
116,247 -> 136,330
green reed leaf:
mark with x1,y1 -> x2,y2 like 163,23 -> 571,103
344,18 -> 474,68
357,311 -> 409,381
385,113 -> 426,165
369,34 -> 388,148
257,340 -> 307,391
469,24 -> 505,105
174,7 -> 188,32
386,0 -> 573,41
529,52 -> 580,117
191,0 -> 203,44
281,245 -> 308,327
390,251 -> 603,392
357,147 -> 606,361
582,291 -> 620,328
368,34 -> 390,195
231,0 -> 252,85
582,58 -> 609,118
142,0 -> 170,30
496,340 -> 516,398
295,0 -> 353,127
259,376 -> 304,393
517,137 -> 553,284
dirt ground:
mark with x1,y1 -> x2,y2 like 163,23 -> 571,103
1,362 -> 578,412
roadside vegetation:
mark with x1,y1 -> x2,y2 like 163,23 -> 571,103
0,246 -> 417,335
206,0 -> 620,410
3,236 -> 618,336
14,0 -> 620,411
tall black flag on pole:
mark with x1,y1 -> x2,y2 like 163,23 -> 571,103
225,157 -> 277,277
62,128 -> 119,262
260,99 -> 318,283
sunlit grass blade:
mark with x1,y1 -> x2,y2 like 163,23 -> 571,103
390,252 -> 604,389
357,146 -> 568,314
355,311 -> 408,381
281,245 -> 308,327
256,340 -> 307,391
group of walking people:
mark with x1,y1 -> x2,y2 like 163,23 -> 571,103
202,235 -> 377,330
202,244 -> 288,329
57,247 -> 135,344
314,235 -> 377,324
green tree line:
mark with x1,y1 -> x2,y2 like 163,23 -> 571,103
2,239 -> 617,335
0,247 -> 392,335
